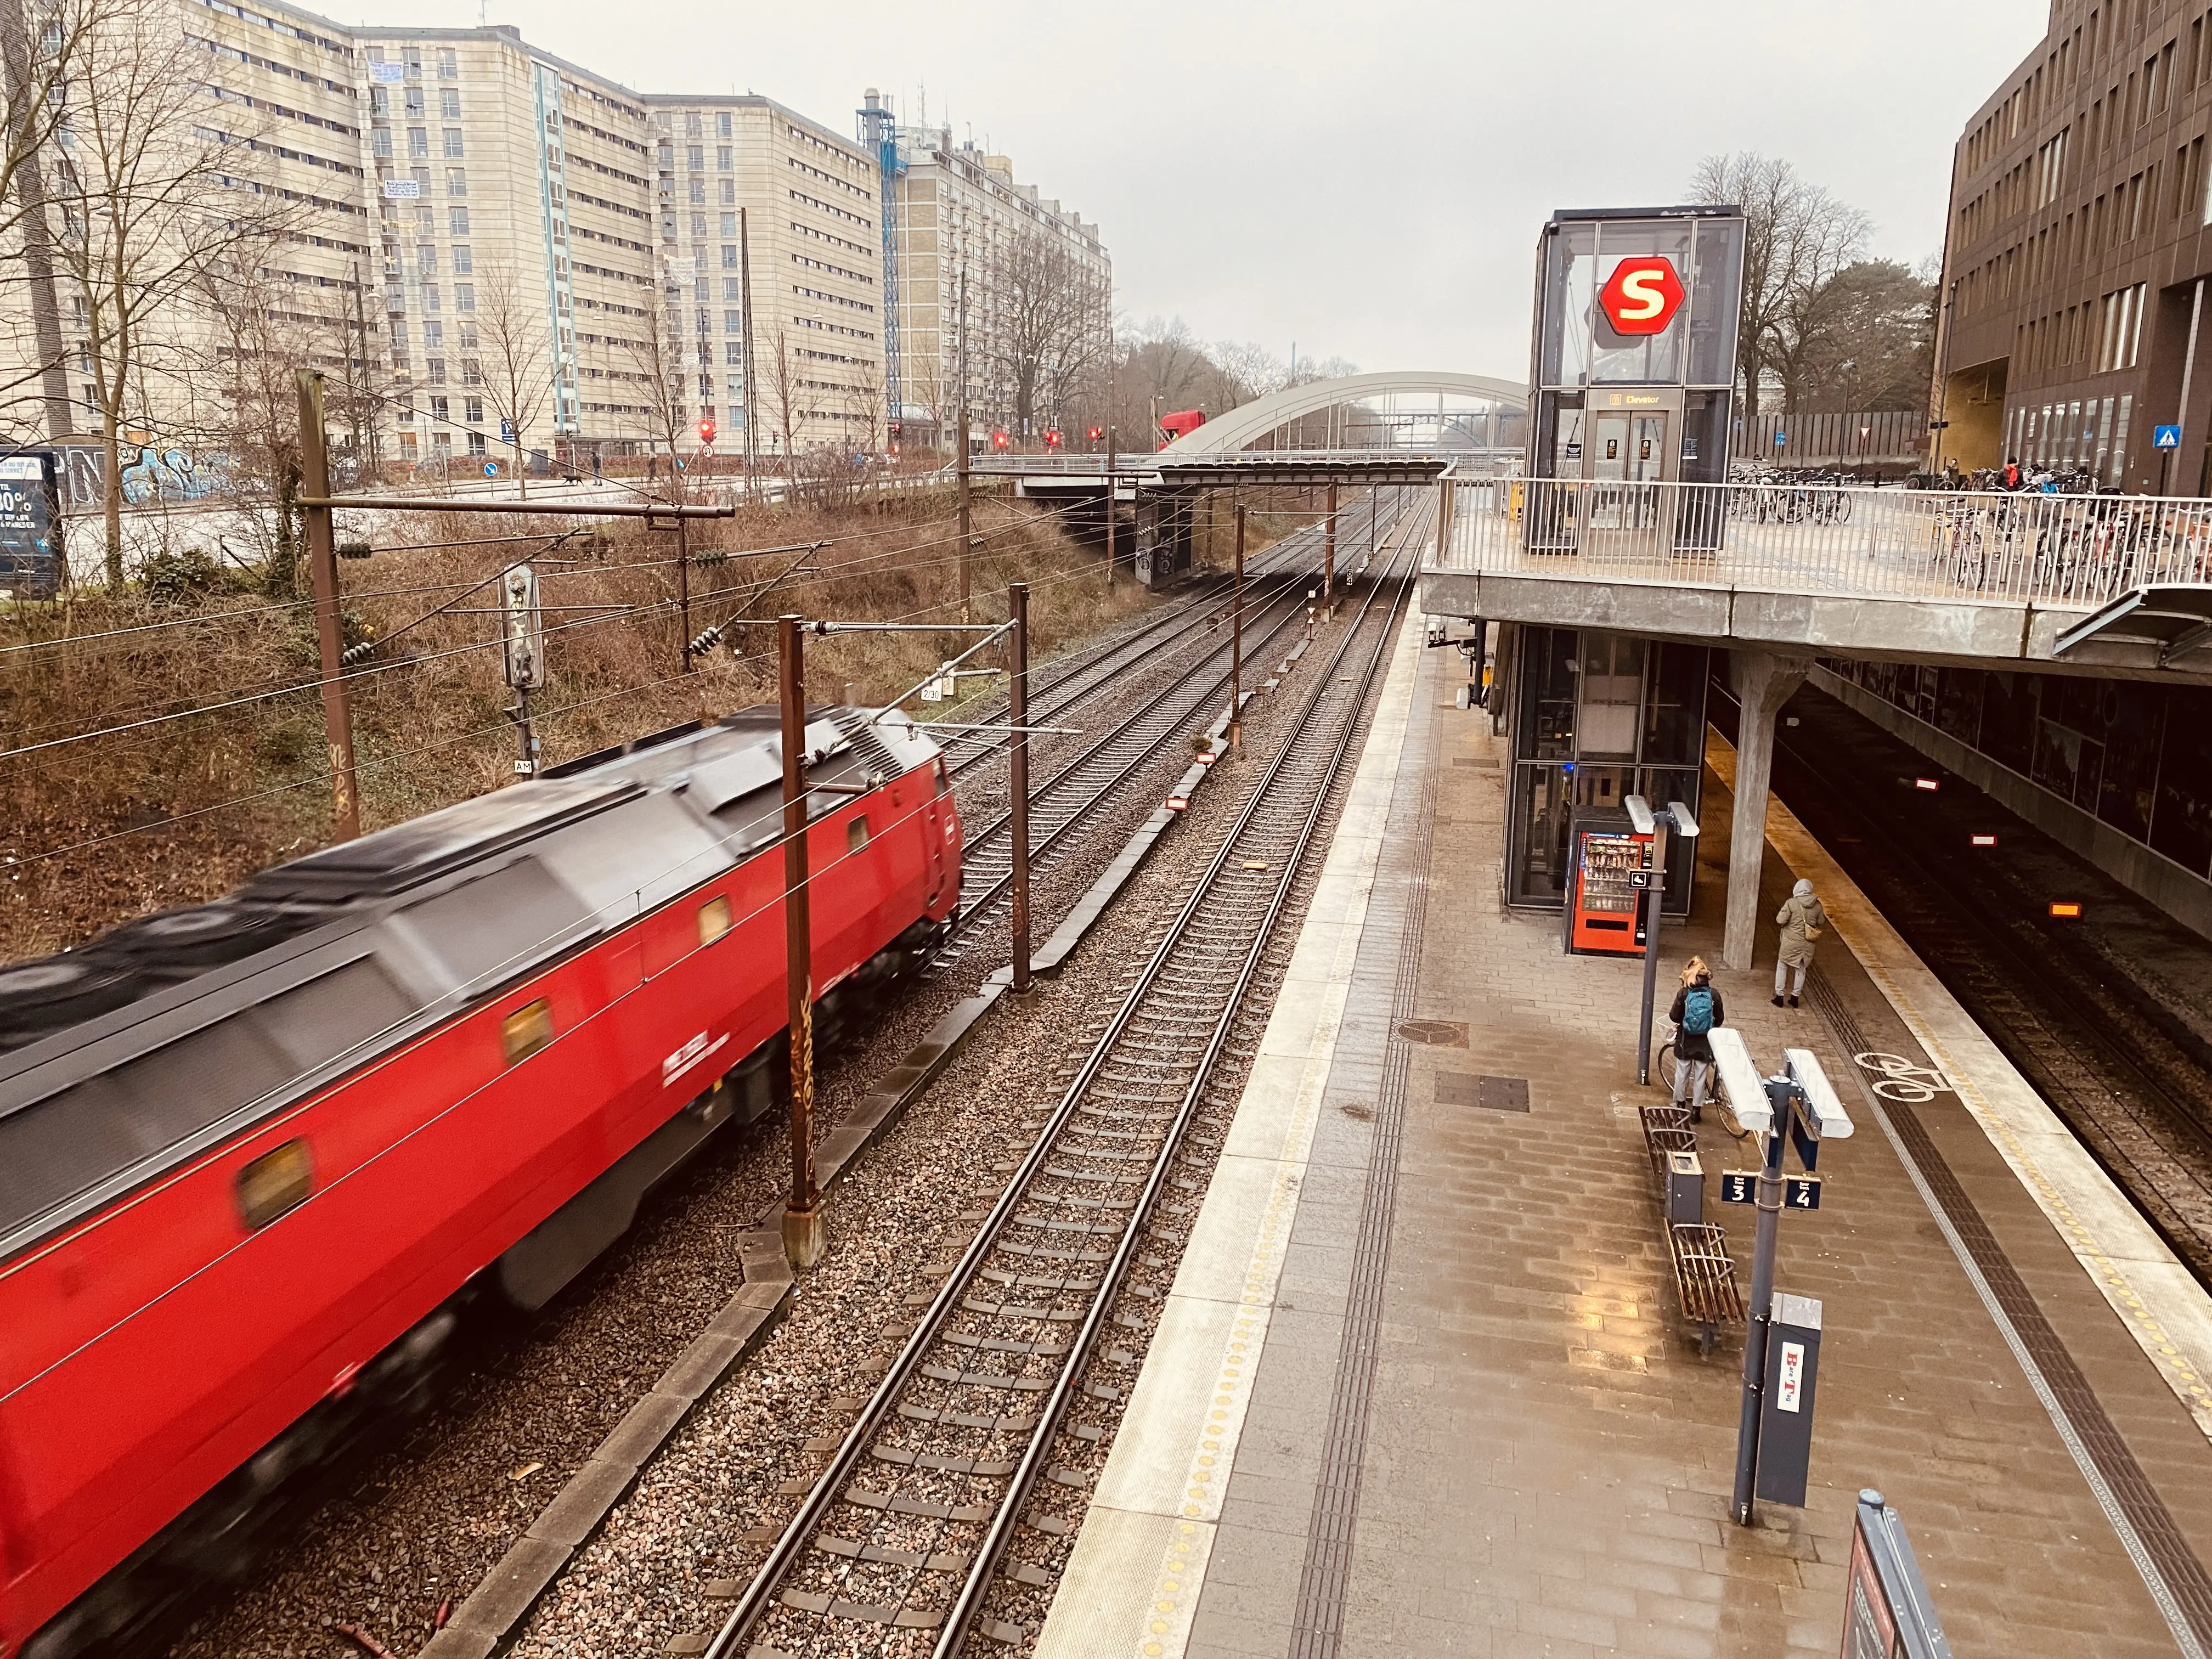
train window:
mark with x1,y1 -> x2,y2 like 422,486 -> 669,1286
697,894 -> 732,945
235,1138 -> 313,1229
502,998 -> 554,1064
397,856 -> 594,991
847,815 -> 870,854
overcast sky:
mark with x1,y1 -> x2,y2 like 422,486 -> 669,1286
357,0 -> 2050,376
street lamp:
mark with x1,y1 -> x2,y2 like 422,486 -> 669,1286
1625,793 -> 1700,1087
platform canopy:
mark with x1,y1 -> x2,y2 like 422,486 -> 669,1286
2054,584 -> 2212,665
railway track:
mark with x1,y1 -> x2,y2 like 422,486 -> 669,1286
702,541 -> 1418,1659
1747,687 -> 2212,1287
941,492 -> 1393,786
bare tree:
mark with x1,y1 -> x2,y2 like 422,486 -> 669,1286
757,323 -> 799,470
614,276 -> 691,499
1689,153 -> 1870,426
0,0 -> 119,441
50,0 -> 303,584
987,228 -> 1109,438
473,261 -> 557,499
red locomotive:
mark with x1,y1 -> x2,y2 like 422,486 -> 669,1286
0,704 -> 961,1656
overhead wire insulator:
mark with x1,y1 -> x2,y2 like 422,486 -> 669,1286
338,638 -> 376,668
687,625 -> 724,657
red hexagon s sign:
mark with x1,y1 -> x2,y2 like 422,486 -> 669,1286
1598,257 -> 1685,337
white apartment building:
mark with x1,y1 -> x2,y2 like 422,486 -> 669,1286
878,110 -> 1111,447
642,95 -> 887,458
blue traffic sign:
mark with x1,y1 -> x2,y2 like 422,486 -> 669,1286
483,462 -> 497,477
2154,424 -> 2183,450
1773,431 -> 1787,447
500,420 -> 517,444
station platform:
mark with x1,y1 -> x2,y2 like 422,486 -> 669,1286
1035,614 -> 2212,1658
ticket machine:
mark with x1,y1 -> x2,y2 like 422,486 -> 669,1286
1525,207 -> 1746,556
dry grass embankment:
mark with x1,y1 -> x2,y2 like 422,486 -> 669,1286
0,489 -> 1152,962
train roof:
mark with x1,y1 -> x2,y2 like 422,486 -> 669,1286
0,704 -> 942,1257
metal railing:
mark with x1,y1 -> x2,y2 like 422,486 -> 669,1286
1431,477 -> 2212,608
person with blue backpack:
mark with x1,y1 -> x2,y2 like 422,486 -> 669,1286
1667,955 -> 1723,1122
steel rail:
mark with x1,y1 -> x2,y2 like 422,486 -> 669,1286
702,528 -> 1419,1659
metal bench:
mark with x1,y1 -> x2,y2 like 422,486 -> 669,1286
1667,1221 -> 1747,1356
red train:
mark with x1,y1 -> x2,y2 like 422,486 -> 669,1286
0,704 -> 961,1656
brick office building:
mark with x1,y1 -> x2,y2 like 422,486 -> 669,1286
1937,0 -> 2212,492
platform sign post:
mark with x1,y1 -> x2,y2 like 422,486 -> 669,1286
1627,794 -> 1699,1085
1754,1292 -> 1822,1505
1707,1031 -> 1853,1526
1845,1490 -> 1954,1658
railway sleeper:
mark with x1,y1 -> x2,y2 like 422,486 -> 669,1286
778,1589 -> 944,1628
813,1535 -> 972,1573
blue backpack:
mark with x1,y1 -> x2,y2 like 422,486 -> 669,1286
1681,984 -> 1715,1036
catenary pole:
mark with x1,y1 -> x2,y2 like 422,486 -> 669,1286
1231,504 -> 1245,753
780,615 -> 824,1269
1009,582 -> 1032,993
957,409 -> 972,623
297,370 -> 361,842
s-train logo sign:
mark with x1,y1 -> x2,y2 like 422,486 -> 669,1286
1598,256 -> 1685,337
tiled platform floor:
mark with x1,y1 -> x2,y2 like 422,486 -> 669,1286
1046,623 -> 2212,1659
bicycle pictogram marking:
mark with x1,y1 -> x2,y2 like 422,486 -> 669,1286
1854,1051 -> 1953,1103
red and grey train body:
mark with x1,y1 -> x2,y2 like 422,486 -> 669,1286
0,704 -> 960,1656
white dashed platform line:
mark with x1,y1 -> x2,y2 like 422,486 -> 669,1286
1031,609 -> 1421,1659
1711,733 -> 2212,1444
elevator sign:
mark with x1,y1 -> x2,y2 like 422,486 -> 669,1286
1598,256 -> 1685,336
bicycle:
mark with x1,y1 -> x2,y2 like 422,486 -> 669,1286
1655,1026 -> 1753,1142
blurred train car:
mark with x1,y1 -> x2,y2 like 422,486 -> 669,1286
0,704 -> 961,1656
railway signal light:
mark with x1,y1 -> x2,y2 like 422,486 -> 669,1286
1087,425 -> 1103,442
991,429 -> 1009,450
1045,428 -> 1062,448
697,416 -> 716,447
501,564 -> 546,690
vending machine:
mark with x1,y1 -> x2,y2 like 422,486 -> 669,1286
1562,811 -> 1651,956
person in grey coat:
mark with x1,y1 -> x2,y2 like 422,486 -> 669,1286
1773,877 -> 1825,1007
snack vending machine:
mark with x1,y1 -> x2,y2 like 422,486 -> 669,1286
1563,812 -> 1651,956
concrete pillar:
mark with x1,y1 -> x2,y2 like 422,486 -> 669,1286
1722,651 -> 1810,971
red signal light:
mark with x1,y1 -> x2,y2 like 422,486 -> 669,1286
2049,901 -> 2083,918
697,416 -> 716,446
1087,425 -> 1104,442
991,430 -> 1009,449
1046,429 -> 1062,448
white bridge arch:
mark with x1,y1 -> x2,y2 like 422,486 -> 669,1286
1159,370 -> 1527,460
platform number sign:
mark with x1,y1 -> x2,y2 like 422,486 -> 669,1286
1719,1173 -> 1823,1209
1596,256 -> 1685,337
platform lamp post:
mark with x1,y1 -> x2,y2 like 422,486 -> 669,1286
778,614 -> 825,1269
1625,794 -> 1699,1087
1708,1029 -> 1854,1527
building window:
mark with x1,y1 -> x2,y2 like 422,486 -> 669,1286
689,177 -> 705,205
465,397 -> 483,423
369,86 -> 387,115
423,321 -> 443,348
455,283 -> 475,311
427,357 -> 446,385
719,244 -> 735,269
437,46 -> 456,77
431,396 -> 449,422
450,206 -> 469,234
724,309 -> 741,331
431,432 -> 452,458
399,431 -> 417,459
685,111 -> 702,139
424,283 -> 441,312
717,144 -> 731,170
687,143 -> 703,170
407,127 -> 428,157
371,127 -> 391,158
462,358 -> 481,385
439,88 -> 460,119
443,128 -> 464,158
404,86 -> 424,117
416,242 -> 436,275
402,46 -> 421,78
725,341 -> 743,364
467,431 -> 487,456
720,212 -> 736,237
720,178 -> 735,206
690,212 -> 707,238
453,245 -> 472,273
723,278 -> 740,301
447,168 -> 467,198
716,111 -> 731,138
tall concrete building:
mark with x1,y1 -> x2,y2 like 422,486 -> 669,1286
1936,0 -> 2212,492
870,96 -> 1111,447
641,95 -> 887,458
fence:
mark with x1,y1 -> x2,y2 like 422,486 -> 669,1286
1433,477 -> 2212,611
1733,410 -> 1927,470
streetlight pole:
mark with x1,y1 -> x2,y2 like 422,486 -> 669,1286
779,614 -> 824,1269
